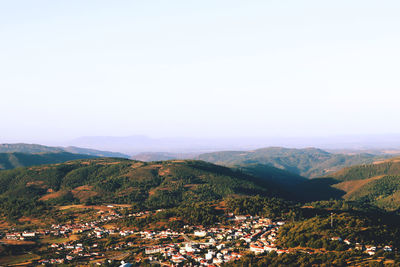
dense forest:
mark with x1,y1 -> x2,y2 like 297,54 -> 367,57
0,158 -> 283,221
330,158 -> 400,181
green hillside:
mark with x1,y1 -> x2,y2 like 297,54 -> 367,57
197,147 -> 384,178
0,158 -> 282,221
343,175 -> 400,210
0,152 -> 96,170
330,158 -> 400,181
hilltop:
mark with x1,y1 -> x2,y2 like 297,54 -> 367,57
196,147 -> 386,178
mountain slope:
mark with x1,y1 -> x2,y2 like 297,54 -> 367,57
0,158 -> 285,220
0,143 -> 129,158
329,157 -> 400,181
197,147 -> 385,178
0,152 -> 96,170
321,157 -> 400,210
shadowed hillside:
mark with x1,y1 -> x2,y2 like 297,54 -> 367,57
316,157 -> 400,210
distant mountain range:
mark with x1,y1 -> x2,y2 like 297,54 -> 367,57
67,135 -> 264,154
131,152 -> 199,162
65,134 -> 400,154
195,147 -> 390,178
0,143 -> 129,158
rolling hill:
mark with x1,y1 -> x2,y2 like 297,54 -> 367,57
0,158 -> 291,220
0,143 -> 129,158
196,147 -> 387,178
0,152 -> 96,170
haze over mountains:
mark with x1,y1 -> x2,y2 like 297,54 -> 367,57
64,134 -> 400,155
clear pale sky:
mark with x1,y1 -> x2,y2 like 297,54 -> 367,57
1,1 -> 400,143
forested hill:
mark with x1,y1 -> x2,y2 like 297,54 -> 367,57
197,147 -> 386,178
329,157 -> 400,181
0,143 -> 129,158
0,158 -> 286,220
0,152 -> 96,170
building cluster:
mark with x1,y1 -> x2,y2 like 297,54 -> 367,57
5,231 -> 39,241
140,229 -> 181,240
38,242 -> 105,265
142,216 -> 286,265
330,237 -> 393,255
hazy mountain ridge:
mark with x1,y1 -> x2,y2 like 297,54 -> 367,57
0,143 -> 129,158
131,152 -> 198,162
0,143 -> 63,154
0,152 -> 96,170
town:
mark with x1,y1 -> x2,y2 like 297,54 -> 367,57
0,206 -> 395,266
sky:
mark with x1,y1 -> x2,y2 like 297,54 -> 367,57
1,1 -> 400,144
